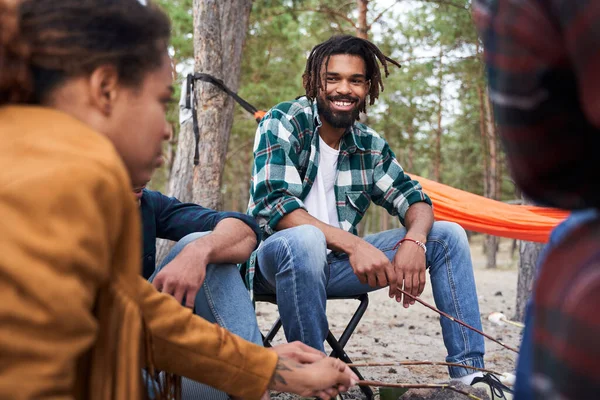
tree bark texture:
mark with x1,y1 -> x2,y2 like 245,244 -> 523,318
483,85 -> 499,268
433,50 -> 443,183
357,0 -> 369,39
476,83 -> 489,197
190,0 -> 253,210
515,239 -> 544,322
155,119 -> 196,265
168,119 -> 195,204
514,197 -> 545,322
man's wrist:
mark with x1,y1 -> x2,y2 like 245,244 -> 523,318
395,237 -> 427,254
405,231 -> 427,244
341,233 -> 363,255
188,235 -> 214,263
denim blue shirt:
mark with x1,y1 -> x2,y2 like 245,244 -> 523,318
140,189 -> 261,279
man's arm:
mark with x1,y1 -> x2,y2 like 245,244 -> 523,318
192,217 -> 258,264
393,202 -> 433,307
367,139 -> 433,306
152,216 -> 258,308
150,190 -> 261,245
277,209 -> 398,293
248,107 -> 308,235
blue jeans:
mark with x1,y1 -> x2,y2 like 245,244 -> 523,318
254,222 -> 485,378
514,209 -> 599,399
148,232 -> 263,400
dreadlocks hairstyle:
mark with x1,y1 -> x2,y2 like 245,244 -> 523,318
0,0 -> 171,105
302,35 -> 401,114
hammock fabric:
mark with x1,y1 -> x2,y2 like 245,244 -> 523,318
411,174 -> 569,243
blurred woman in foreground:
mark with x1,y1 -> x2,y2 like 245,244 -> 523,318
0,0 -> 356,399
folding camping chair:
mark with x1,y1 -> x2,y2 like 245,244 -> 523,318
255,293 -> 374,400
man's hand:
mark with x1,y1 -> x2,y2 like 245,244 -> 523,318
272,341 -> 326,364
152,244 -> 209,308
393,235 -> 427,308
268,355 -> 358,400
348,239 -> 397,294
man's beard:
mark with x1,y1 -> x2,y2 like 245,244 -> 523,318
317,95 -> 363,129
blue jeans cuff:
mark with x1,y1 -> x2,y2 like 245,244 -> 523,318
448,356 -> 485,378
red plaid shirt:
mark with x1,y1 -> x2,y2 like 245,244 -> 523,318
474,1 -> 600,398
473,0 -> 600,210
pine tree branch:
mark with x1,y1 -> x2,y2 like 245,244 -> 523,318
370,0 -> 403,27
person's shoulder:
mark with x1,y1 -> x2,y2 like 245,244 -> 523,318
0,106 -> 133,209
353,121 -> 387,150
266,97 -> 315,123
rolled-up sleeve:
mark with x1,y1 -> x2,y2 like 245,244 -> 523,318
248,110 -> 306,235
150,191 -> 261,247
371,142 -> 432,225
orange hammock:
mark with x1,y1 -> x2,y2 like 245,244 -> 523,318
410,174 -> 569,243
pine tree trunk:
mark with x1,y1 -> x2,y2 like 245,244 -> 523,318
190,0 -> 253,210
156,109 -> 196,265
476,83 -> 489,197
356,0 -> 369,39
157,0 -> 252,264
407,119 -> 415,172
168,118 -> 195,203
514,198 -> 545,322
433,49 -> 443,183
483,86 -> 499,268
515,239 -> 544,322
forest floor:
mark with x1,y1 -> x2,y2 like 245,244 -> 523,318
257,235 -> 522,400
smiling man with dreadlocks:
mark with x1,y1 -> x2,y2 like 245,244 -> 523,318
246,35 -> 508,396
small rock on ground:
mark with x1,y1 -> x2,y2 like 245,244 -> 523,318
400,382 -> 490,400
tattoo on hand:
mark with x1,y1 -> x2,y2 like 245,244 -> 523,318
270,356 -> 301,387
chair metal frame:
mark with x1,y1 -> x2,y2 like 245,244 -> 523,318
255,293 -> 374,399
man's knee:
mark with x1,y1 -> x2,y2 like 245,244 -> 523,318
259,225 -> 327,276
429,221 -> 468,244
268,225 -> 326,254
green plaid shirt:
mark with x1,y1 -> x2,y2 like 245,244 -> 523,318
243,97 -> 432,296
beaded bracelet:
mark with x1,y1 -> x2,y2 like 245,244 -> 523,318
393,237 -> 427,254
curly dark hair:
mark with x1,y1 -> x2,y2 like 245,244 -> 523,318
0,0 -> 171,105
302,35 -> 401,113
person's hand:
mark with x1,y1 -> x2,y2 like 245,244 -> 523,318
348,239 -> 396,294
392,236 -> 427,308
272,341 -> 326,363
268,355 -> 358,400
152,244 -> 208,308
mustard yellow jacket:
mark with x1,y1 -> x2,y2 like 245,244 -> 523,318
0,106 -> 277,400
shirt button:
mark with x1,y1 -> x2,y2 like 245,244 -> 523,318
147,256 -> 153,261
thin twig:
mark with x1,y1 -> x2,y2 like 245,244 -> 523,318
358,380 -> 483,400
396,288 -> 519,353
348,361 -> 503,375
370,0 -> 403,26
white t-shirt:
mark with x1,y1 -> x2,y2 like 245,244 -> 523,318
303,135 -> 340,229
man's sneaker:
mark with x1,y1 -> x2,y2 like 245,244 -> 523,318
471,373 -> 514,399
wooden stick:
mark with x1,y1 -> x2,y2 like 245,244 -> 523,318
348,360 -> 503,375
502,318 -> 525,329
396,288 -> 519,353
358,380 -> 483,400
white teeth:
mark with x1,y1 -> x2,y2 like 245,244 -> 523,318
333,101 -> 352,107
